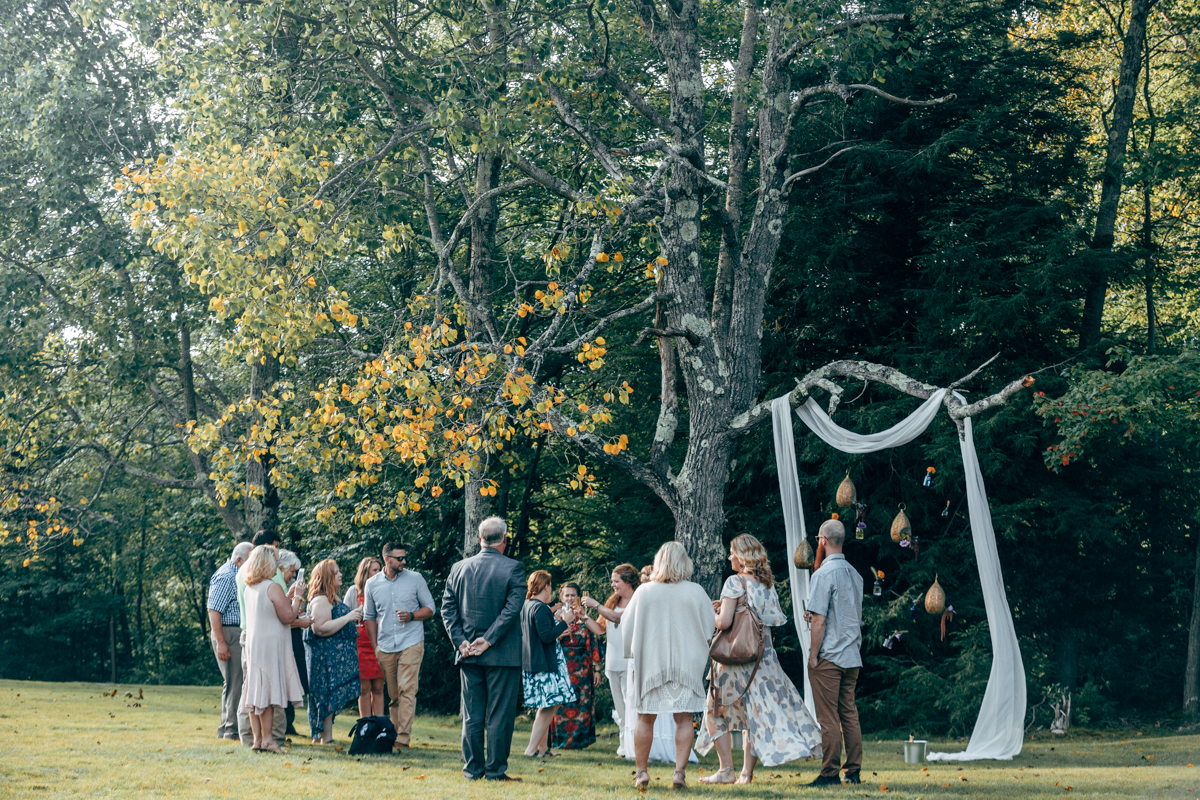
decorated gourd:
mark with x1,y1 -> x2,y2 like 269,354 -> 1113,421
925,577 -> 946,614
794,539 -> 814,569
836,472 -> 857,507
890,504 -> 912,543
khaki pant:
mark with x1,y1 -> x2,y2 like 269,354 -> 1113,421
377,642 -> 424,745
211,625 -> 243,738
808,659 -> 863,778
238,628 -> 287,746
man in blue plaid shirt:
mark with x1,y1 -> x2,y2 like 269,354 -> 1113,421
207,542 -> 254,739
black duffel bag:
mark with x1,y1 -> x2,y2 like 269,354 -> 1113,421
348,715 -> 397,755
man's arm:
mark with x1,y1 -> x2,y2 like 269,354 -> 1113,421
412,574 -> 436,621
365,619 -> 379,651
808,614 -> 826,669
207,609 -> 229,661
481,561 -> 526,647
440,567 -> 467,649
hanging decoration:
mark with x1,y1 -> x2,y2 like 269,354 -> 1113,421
855,502 -> 868,539
925,576 -> 946,614
882,630 -> 907,650
942,500 -> 951,518
871,567 -> 884,598
794,539 -> 814,570
924,466 -> 936,487
890,504 -> 912,543
836,471 -> 857,507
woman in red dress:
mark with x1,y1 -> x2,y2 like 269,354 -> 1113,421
343,557 -> 384,717
550,582 -> 603,749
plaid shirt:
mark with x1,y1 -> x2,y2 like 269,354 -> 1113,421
207,559 -> 241,626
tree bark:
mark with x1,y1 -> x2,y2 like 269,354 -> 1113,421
246,354 -> 281,539
1080,0 -> 1152,348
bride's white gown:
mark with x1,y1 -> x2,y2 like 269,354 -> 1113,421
617,665 -> 699,763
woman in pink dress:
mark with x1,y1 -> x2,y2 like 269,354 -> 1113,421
238,545 -> 308,753
343,557 -> 385,717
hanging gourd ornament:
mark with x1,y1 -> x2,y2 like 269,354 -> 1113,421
925,576 -> 946,614
890,504 -> 912,543
794,539 -> 814,570
924,466 -> 936,487
836,471 -> 857,507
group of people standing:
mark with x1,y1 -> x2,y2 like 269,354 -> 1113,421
207,532 -> 435,752
207,514 -> 865,787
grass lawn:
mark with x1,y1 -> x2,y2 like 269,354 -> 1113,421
0,679 -> 1196,799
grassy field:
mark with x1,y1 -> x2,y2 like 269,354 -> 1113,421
0,679 -> 1196,799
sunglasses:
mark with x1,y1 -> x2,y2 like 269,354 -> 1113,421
386,554 -> 407,562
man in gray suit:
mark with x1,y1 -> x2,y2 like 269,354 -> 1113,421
441,516 -> 526,781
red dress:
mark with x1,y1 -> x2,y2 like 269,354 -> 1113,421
355,591 -> 384,681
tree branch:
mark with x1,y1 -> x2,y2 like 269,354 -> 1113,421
729,358 -> 1033,434
777,14 -> 909,67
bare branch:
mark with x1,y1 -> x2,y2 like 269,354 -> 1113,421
544,80 -> 627,181
845,83 -> 957,108
780,146 -> 859,191
634,326 -> 700,347
729,358 -> 1033,434
545,292 -> 670,354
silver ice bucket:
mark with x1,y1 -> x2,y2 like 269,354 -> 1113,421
902,740 -> 927,764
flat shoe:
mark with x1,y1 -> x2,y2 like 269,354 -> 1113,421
673,769 -> 687,789
487,774 -> 522,781
635,769 -> 650,789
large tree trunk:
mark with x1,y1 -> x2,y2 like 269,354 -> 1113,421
246,355 -> 280,539
1079,0 -> 1151,348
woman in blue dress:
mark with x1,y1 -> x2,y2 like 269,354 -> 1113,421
304,559 -> 362,744
521,570 -> 575,757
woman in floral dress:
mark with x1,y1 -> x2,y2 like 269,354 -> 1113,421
550,582 -> 603,749
304,559 -> 362,744
697,534 -> 822,784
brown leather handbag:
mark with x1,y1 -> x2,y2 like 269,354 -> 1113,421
708,576 -> 766,709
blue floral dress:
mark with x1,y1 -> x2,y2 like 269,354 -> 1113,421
523,643 -> 576,709
303,600 -> 361,739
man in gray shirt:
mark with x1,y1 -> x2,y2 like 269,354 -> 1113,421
363,541 -> 435,748
805,518 -> 864,787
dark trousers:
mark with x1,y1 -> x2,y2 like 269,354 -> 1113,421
808,659 -> 863,778
459,664 -> 521,779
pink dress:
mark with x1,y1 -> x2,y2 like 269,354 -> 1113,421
239,579 -> 304,714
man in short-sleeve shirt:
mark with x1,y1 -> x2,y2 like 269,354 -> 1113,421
363,542 -> 435,747
805,518 -> 864,786
207,541 -> 253,739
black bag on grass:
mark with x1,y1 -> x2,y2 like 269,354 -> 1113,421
349,715 -> 396,755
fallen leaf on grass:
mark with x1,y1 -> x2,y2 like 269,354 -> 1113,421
203,778 -> 211,783
960,776 -> 968,781
284,763 -> 292,766
1187,764 -> 1194,768
414,775 -> 426,780
538,768 -> 545,773
401,766 -> 410,771
1065,787 -> 1073,791
334,747 -> 343,751
879,785 -> 888,793
943,784 -> 951,788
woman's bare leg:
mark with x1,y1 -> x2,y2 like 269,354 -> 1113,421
672,712 -> 694,774
699,732 -> 737,783
357,681 -> 372,719
526,706 -> 557,755
371,679 -> 384,716
634,713 -> 656,772
249,710 -> 264,749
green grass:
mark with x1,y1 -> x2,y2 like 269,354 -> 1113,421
0,679 -> 1196,799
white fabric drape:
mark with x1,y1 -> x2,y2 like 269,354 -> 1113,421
771,395 -> 814,712
770,388 -> 1025,761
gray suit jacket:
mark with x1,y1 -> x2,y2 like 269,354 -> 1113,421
441,547 -> 526,668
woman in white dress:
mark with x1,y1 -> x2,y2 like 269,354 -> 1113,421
697,534 -> 822,783
622,542 -> 715,789
581,563 -> 638,754
238,545 -> 309,753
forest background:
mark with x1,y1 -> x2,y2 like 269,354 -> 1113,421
0,0 -> 1196,737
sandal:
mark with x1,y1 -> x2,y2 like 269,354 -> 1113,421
539,750 -> 560,758
673,769 -> 687,789
635,769 -> 650,789
699,767 -> 737,785
736,771 -> 754,785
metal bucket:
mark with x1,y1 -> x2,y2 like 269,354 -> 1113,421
902,740 -> 927,764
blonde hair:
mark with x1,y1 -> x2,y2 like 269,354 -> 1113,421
308,559 -> 341,605
527,569 -> 552,600
241,545 -> 278,586
650,541 -> 693,584
730,534 -> 774,589
354,557 -> 380,598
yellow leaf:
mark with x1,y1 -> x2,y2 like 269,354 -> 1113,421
597,252 -> 609,262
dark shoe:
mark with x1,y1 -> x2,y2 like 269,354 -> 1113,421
463,773 -> 483,781
285,726 -> 299,736
807,775 -> 843,787
843,772 -> 861,784
486,774 -> 523,782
